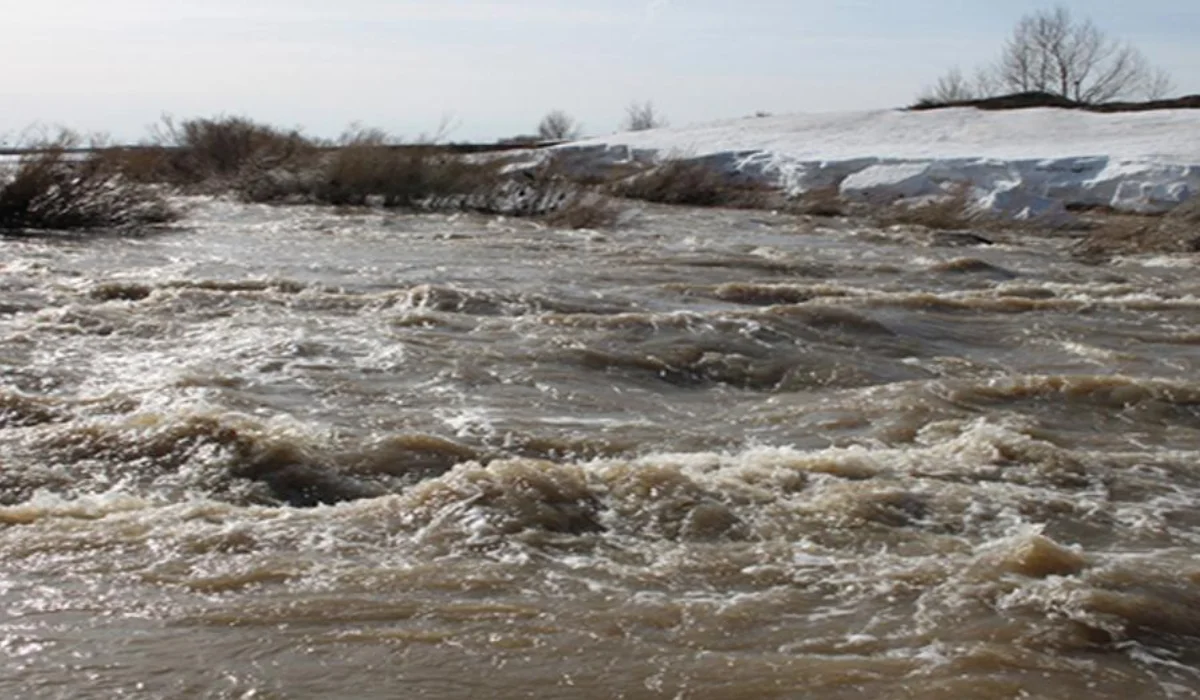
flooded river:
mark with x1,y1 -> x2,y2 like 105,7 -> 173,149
2,200 -> 1199,698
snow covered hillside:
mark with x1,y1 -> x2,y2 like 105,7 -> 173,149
560,107 -> 1200,221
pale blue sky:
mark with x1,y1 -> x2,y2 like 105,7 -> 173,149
2,1 -> 1197,142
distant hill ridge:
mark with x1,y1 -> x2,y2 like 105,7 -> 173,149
911,91 -> 1200,113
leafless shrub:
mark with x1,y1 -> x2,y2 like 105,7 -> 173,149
145,115 -> 318,189
229,123 -> 487,207
0,134 -> 176,233
623,101 -> 668,131
916,66 -> 996,106
537,110 -> 582,141
609,159 -> 771,208
94,146 -> 173,183
242,127 -> 614,224
316,147 -> 498,209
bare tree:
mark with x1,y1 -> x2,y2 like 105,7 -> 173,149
994,6 -> 1173,103
919,67 -> 979,104
918,6 -> 1174,105
623,101 -> 667,131
1145,67 -> 1176,101
537,110 -> 582,141
917,65 -> 1002,105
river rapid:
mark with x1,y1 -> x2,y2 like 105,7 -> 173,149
2,200 -> 1199,698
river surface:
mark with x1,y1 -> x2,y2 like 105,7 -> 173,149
1,200 -> 1199,699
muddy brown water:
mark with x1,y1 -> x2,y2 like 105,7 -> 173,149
2,200 -> 1199,699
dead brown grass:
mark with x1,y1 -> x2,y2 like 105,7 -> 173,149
874,186 -> 979,230
15,119 -> 638,227
788,185 -> 848,217
1073,199 -> 1200,259
1167,194 -> 1200,226
609,159 -> 772,208
238,131 -> 624,225
541,193 -> 623,229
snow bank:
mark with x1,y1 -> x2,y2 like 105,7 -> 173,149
558,108 -> 1200,221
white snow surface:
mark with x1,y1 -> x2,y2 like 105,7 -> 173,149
558,107 -> 1200,219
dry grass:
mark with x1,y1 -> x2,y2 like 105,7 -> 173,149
1073,198 -> 1200,259
609,159 -> 772,208
1167,194 -> 1200,226
6,119 -> 637,228
788,185 -> 848,217
873,186 -> 980,230
0,137 -> 176,233
222,123 -> 504,209
240,130 -> 623,225
540,193 -> 623,229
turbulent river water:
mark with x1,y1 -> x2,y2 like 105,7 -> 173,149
1,199 -> 1199,699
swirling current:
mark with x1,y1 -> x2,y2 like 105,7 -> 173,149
2,200 -> 1199,698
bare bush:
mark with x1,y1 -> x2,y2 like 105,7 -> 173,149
610,159 -> 772,208
916,66 -> 994,106
145,115 -> 318,188
234,124 -> 488,208
623,101 -> 668,132
242,127 -> 613,224
0,135 -> 176,233
313,147 -> 499,209
97,146 -> 176,184
919,5 -> 1174,106
537,110 -> 582,141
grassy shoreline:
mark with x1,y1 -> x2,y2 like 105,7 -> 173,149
2,115 -> 1195,260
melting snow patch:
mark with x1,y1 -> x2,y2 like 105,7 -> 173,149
557,107 -> 1200,222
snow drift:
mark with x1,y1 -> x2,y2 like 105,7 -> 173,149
557,107 -> 1200,222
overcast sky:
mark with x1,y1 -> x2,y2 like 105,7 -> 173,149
3,0 -> 1197,142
